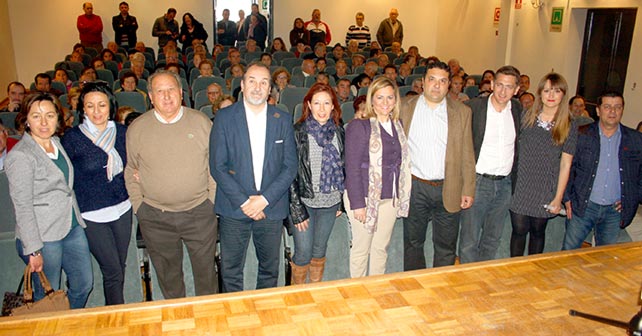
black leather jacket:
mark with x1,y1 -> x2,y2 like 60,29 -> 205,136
289,121 -> 345,225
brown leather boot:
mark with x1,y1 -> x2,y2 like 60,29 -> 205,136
308,257 -> 326,283
290,261 -> 309,285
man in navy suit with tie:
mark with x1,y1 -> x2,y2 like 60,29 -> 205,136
210,62 -> 297,292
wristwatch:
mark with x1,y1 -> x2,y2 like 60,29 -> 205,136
30,250 -> 42,257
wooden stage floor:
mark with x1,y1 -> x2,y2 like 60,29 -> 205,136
1,242 -> 641,335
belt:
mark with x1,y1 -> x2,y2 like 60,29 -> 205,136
412,175 -> 444,186
477,173 -> 508,180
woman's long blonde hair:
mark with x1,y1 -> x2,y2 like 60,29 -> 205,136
523,72 -> 572,146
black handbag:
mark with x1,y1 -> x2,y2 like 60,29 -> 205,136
2,276 -> 24,316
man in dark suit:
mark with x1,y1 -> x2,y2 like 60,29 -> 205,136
400,61 -> 476,269
210,62 -> 297,292
217,9 -> 237,47
112,1 -> 138,49
459,65 -> 522,264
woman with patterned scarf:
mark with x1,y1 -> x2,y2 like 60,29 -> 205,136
61,81 -> 131,305
344,76 -> 411,278
289,83 -> 345,285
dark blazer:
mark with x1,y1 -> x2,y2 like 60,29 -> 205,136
210,102 -> 297,220
564,122 -> 642,228
217,19 -> 237,46
289,121 -> 345,224
112,14 -> 138,47
399,95 -> 476,213
465,96 -> 522,189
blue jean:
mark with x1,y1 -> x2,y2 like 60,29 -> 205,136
16,225 -> 93,309
84,208 -> 132,305
459,175 -> 511,263
219,216 -> 282,292
292,203 -> 340,266
563,201 -> 622,250
404,179 -> 461,269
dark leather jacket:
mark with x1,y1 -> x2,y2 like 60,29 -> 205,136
289,121 -> 345,225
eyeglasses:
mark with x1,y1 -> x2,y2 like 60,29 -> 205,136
600,104 -> 623,112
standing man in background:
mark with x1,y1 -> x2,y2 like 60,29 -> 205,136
217,9 -> 237,47
345,12 -> 371,49
112,1 -> 138,50
77,2 -> 103,52
152,8 -> 179,48
377,8 -> 403,49
305,9 -> 332,47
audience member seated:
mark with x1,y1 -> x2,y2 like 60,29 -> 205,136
519,92 -> 535,111
271,68 -> 295,103
92,57 -> 105,70
398,63 -> 411,85
315,72 -> 330,85
390,42 -> 403,58
407,46 -> 421,60
347,40 -> 360,56
292,58 -> 316,87
568,95 -> 595,126
383,64 -> 403,87
312,42 -> 326,60
0,81 -> 26,112
410,77 -> 423,94
81,67 -> 98,82
293,40 -> 308,58
331,44 -> 346,62
482,69 -> 495,82
220,48 -> 241,74
101,49 -> 121,70
402,54 -> 417,69
478,79 -> 492,97
226,63 -> 245,93
350,73 -> 371,97
260,53 -> 273,67
245,38 -> 259,53
198,59 -> 215,77
34,73 -> 63,96
447,58 -> 462,77
352,94 -> 367,120
211,94 -> 235,118
363,61 -> 378,78
464,76 -> 476,89
114,71 -> 148,110
164,62 -> 181,76
378,54 -> 390,68
289,18 -> 310,48
335,78 -> 352,103
116,106 -> 135,125
54,69 -> 73,92
69,51 -> 84,64
206,82 -> 223,105
270,37 -> 288,53
315,58 -> 327,73
448,75 -> 469,102
333,59 -> 349,82
0,120 -> 18,169
134,41 -> 146,54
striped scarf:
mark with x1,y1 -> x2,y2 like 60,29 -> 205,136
79,119 -> 123,181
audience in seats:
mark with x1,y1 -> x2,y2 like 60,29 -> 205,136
335,78 -> 352,103
34,73 -> 63,97
448,75 -> 469,102
206,82 -> 223,105
270,37 -> 288,53
0,120 -> 18,169
271,68 -> 295,104
115,71 -> 149,110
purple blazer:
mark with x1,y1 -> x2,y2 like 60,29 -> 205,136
344,119 -> 402,209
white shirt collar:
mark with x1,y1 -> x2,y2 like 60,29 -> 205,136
154,107 -> 184,124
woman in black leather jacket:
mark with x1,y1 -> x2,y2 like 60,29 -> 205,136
289,83 -> 345,285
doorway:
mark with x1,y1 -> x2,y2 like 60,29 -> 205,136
576,8 -> 637,117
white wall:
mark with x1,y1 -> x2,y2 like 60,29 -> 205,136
6,0 -> 642,126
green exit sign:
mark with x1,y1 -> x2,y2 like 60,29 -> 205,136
550,7 -> 564,32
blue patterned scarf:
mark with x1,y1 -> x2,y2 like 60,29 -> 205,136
305,116 -> 344,193
79,119 -> 123,181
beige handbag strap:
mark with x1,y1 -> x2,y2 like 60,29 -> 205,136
21,266 -> 56,303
